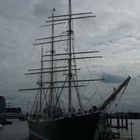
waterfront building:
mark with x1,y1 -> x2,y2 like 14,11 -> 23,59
0,96 -> 6,113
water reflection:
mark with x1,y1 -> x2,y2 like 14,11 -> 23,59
0,119 -> 29,140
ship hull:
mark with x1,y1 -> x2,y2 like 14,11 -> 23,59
28,112 -> 101,140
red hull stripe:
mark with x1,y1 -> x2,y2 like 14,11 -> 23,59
29,130 -> 49,140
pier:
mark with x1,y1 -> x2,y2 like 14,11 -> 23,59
106,113 -> 128,129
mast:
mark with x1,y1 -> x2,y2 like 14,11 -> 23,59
19,1 -> 99,115
68,0 -> 73,112
39,46 -> 43,115
49,8 -> 55,117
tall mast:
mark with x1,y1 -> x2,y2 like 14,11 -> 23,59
49,9 -> 55,117
19,1 -> 100,115
68,0 -> 73,113
39,46 -> 43,115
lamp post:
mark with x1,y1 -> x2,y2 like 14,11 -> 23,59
129,121 -> 134,140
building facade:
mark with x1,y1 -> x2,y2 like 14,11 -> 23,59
0,96 -> 6,113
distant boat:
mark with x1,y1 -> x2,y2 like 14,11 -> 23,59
19,0 -> 131,140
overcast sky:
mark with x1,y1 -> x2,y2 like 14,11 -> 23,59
0,0 -> 140,112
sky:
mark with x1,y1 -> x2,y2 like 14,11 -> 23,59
0,0 -> 140,113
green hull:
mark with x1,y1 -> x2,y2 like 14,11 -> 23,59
28,113 -> 101,140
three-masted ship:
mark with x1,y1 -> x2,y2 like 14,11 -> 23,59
19,0 -> 131,140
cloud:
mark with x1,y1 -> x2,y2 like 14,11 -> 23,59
32,0 -> 65,18
0,0 -> 139,112
137,74 -> 140,79
100,72 -> 124,84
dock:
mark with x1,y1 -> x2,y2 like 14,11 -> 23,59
106,113 -> 128,129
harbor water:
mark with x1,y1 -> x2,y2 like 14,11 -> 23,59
0,119 -> 28,140
0,119 -> 140,140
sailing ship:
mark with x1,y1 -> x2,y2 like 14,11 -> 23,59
19,0 -> 131,140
